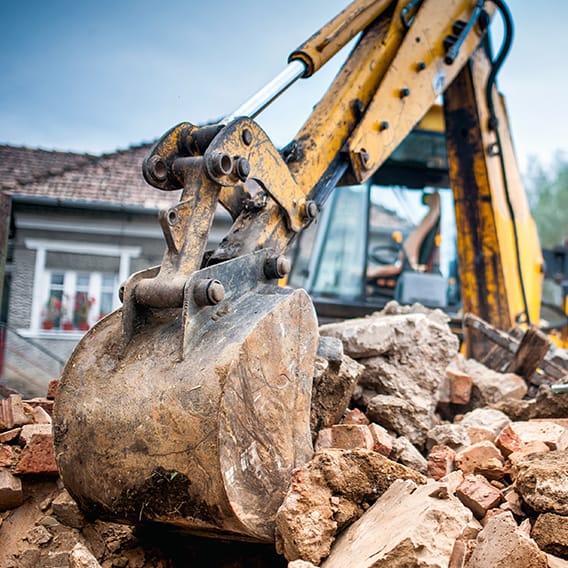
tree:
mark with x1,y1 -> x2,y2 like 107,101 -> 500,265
525,154 -> 568,249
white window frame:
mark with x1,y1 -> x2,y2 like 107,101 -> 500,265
21,239 -> 141,339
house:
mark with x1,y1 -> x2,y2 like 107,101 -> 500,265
0,144 -> 232,395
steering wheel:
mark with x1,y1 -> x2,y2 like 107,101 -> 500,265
368,243 -> 401,266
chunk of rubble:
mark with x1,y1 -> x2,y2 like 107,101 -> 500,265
456,474 -> 503,519
311,337 -> 364,436
274,448 -> 426,564
14,432 -> 58,475
513,451 -> 568,515
52,489 -> 86,529
455,441 -> 506,480
531,513 -> 568,557
0,394 -> 34,428
464,511 -> 547,567
427,423 -> 471,451
0,469 -> 23,510
439,362 -> 473,405
392,436 -> 428,474
315,425 -> 374,452
320,308 -> 458,447
427,444 -> 456,480
320,479 -> 473,568
69,543 -> 102,568
458,408 -> 511,438
462,359 -> 527,406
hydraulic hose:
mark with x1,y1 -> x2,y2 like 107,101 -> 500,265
486,0 -> 531,325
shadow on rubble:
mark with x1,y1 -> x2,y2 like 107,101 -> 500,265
135,524 -> 286,567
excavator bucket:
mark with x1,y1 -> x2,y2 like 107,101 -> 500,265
53,250 -> 318,542
53,120 -> 320,542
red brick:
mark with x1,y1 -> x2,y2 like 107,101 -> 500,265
315,424 -> 374,451
368,423 -> 394,457
0,444 -> 16,467
440,470 -> 464,494
341,408 -> 369,426
496,424 -> 523,457
427,444 -> 455,480
447,367 -> 472,405
47,379 -> 60,400
467,427 -> 495,445
456,474 -> 503,519
455,441 -> 505,480
14,433 -> 58,475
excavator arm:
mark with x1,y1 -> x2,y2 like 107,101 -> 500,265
54,0 -> 542,543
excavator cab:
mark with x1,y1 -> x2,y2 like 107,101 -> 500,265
288,110 -> 462,322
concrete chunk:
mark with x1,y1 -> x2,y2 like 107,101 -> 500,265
464,512 -> 547,567
463,359 -> 527,405
275,448 -> 426,564
513,451 -> 568,515
321,479 -> 473,568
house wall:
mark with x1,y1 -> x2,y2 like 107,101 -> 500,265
3,202 -> 232,396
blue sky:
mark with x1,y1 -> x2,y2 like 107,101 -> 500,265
1,0 -> 566,173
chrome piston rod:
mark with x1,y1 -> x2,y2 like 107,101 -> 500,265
223,60 -> 306,123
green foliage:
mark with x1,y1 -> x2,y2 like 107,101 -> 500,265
526,154 -> 568,248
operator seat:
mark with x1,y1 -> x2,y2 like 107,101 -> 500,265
366,191 -> 441,288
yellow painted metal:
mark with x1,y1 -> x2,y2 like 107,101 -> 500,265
348,0 -> 493,182
444,46 -> 543,331
287,0 -> 408,197
289,0 -> 394,76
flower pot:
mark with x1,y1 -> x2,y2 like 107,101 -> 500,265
62,322 -> 74,331
78,322 -> 90,331
42,321 -> 54,330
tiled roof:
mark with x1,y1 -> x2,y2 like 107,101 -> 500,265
0,144 -> 181,210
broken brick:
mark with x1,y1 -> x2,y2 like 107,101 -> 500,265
14,433 -> 58,475
447,366 -> 472,405
0,443 -> 16,467
368,423 -> 394,457
341,408 -> 369,425
0,427 -> 21,444
456,474 -> 503,519
315,424 -> 374,452
455,441 -> 505,480
427,444 -> 455,480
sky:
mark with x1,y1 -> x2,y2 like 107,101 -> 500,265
1,0 -> 567,174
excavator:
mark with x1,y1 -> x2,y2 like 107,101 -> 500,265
53,0 -> 562,545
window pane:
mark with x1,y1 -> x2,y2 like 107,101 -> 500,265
76,273 -> 90,289
99,291 -> 113,320
50,272 -> 64,287
102,274 -> 115,290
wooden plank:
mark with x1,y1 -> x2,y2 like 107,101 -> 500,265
506,326 -> 551,379
463,313 -> 566,380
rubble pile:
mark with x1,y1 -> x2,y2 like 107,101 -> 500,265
1,302 -> 568,567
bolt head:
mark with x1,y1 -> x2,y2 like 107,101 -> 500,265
264,256 -> 291,280
236,157 -> 251,181
305,200 -> 318,221
148,156 -> 168,182
242,128 -> 253,146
